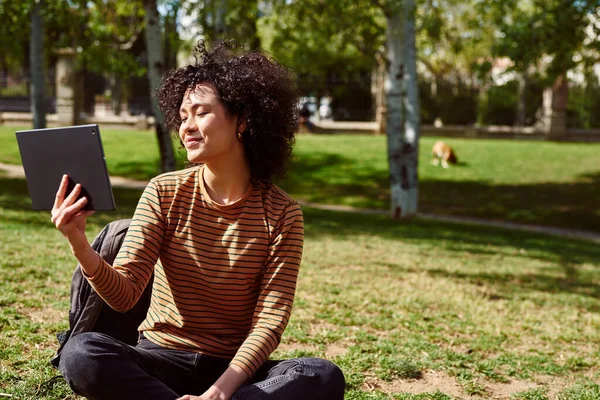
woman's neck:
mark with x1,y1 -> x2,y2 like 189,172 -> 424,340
202,158 -> 251,206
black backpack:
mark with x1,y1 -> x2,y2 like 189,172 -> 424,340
51,219 -> 154,368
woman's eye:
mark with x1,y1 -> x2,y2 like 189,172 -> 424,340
197,112 -> 207,117
181,117 -> 188,123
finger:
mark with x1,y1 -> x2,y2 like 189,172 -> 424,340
62,183 -> 82,207
53,174 -> 69,209
54,197 -> 88,227
66,196 -> 88,213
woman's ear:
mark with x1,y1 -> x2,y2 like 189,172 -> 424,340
237,117 -> 247,135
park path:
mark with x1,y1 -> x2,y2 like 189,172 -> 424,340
2,161 -> 598,244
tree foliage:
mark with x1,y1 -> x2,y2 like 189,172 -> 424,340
259,1 -> 384,92
492,0 -> 600,80
0,0 -> 147,79
0,1 -> 31,72
184,0 -> 262,49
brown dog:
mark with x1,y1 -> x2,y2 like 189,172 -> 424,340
432,140 -> 458,168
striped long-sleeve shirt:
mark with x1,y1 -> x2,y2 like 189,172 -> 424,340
86,165 -> 304,377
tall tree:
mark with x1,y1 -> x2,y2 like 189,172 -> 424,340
144,0 -> 176,172
186,0 -> 261,48
417,0 -> 496,125
261,0 -> 419,217
260,0 -> 384,117
40,0 -> 147,118
383,0 -> 420,218
30,0 -> 46,129
162,0 -> 183,71
0,1 -> 30,79
214,0 -> 227,37
492,0 -> 600,133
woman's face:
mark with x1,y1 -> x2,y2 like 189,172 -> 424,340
178,84 -> 244,165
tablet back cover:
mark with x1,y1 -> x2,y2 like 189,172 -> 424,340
16,124 -> 116,211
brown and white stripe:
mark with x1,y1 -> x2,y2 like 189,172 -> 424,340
87,166 -> 304,377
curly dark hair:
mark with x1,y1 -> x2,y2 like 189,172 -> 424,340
156,41 -> 299,183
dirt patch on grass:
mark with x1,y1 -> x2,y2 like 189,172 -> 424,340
308,320 -> 340,334
483,378 -> 540,399
325,343 -> 348,358
17,304 -> 65,324
276,341 -> 349,359
361,370 -> 574,399
363,370 -> 466,397
275,342 -> 319,354
533,374 -> 572,399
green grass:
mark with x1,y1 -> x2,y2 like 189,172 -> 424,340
280,134 -> 600,232
1,125 -> 188,181
1,126 -> 598,231
1,174 -> 599,398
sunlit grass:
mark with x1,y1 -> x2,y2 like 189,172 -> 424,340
1,126 -> 598,231
1,176 -> 599,398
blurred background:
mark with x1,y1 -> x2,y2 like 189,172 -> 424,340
1,5 -> 600,397
1,0 -> 600,132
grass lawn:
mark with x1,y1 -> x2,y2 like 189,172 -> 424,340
281,134 -> 600,233
1,174 -> 600,399
0,125 -> 188,181
1,125 -> 598,232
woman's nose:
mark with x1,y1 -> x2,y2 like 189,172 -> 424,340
184,119 -> 198,132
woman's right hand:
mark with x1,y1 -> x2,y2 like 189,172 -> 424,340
51,174 -> 95,254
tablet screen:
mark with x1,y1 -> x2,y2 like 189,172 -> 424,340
15,124 -> 116,211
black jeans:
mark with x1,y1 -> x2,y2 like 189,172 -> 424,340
59,332 -> 345,400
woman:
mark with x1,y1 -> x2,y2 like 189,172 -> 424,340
52,42 -> 345,400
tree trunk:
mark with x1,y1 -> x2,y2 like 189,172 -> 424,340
73,69 -> 85,124
373,54 -> 386,134
163,3 -> 180,71
214,0 -> 227,38
144,0 -> 176,172
30,0 -> 46,129
542,73 -> 568,140
110,75 -> 123,116
515,71 -> 527,126
385,0 -> 420,219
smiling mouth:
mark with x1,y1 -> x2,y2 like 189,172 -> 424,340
185,137 -> 203,147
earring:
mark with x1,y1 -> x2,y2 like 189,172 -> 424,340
237,132 -> 242,140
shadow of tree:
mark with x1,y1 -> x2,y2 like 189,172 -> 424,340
0,177 -> 142,230
422,267 -> 600,303
369,261 -> 600,310
302,207 -> 600,266
108,156 -> 188,181
278,151 -> 600,232
2,175 -> 597,265
303,207 -> 600,308
2,175 -> 599,309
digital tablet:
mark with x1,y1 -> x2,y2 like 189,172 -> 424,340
16,124 -> 116,211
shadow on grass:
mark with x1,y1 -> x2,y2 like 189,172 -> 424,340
109,159 -> 162,182
303,207 -> 599,264
0,177 -> 143,230
2,175 -> 599,303
108,153 -> 188,181
303,207 -> 600,306
424,267 -> 600,306
279,151 -> 600,232
2,175 -> 598,265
